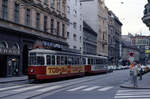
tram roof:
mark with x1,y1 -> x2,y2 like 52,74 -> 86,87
29,49 -> 107,59
29,48 -> 81,56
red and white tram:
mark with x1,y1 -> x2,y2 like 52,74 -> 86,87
28,49 -> 108,80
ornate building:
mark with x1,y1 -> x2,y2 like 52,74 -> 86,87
81,0 -> 108,57
0,0 -> 68,77
142,0 -> 150,29
66,0 -> 83,54
108,11 -> 122,65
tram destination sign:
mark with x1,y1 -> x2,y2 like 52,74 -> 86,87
0,48 -> 20,55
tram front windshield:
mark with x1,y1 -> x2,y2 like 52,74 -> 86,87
29,53 -> 45,66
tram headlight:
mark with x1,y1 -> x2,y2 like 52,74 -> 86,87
30,69 -> 34,73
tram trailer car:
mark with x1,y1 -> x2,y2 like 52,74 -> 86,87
28,49 -> 108,81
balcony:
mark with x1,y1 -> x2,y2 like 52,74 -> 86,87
142,3 -> 150,29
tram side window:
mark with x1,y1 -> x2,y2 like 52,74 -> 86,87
68,57 -> 72,65
61,56 -> 65,65
65,56 -> 68,65
57,56 -> 61,65
72,57 -> 74,65
91,59 -> 94,65
83,58 -> 86,65
88,58 -> 91,64
47,55 -> 51,65
74,57 -> 78,65
29,56 -> 36,65
52,55 -> 55,65
37,56 -> 44,65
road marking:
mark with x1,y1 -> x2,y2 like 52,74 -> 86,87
12,85 -> 43,92
115,95 -> 150,98
0,85 -> 26,91
36,85 -> 62,92
67,86 -> 87,91
98,86 -> 113,91
115,89 -> 150,99
82,86 -> 100,91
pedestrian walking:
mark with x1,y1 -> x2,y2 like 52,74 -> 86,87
132,63 -> 138,88
137,64 -> 142,80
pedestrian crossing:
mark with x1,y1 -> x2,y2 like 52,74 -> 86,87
67,85 -> 113,92
0,84 -> 114,98
115,89 -> 150,99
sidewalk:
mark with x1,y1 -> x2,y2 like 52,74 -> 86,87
120,72 -> 150,89
0,76 -> 28,83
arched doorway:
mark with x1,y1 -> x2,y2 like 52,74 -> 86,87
0,41 -> 8,77
22,45 -> 28,75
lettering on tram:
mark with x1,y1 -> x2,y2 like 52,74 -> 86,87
28,49 -> 108,80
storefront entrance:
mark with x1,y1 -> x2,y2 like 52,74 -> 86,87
7,57 -> 19,77
0,55 -> 7,77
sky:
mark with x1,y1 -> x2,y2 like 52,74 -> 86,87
105,0 -> 150,35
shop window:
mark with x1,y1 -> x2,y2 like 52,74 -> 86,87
0,41 -> 8,48
12,43 -> 19,49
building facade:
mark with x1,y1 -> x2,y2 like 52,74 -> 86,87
108,11 -> 122,65
81,0 -> 108,57
142,0 -> 150,29
83,21 -> 97,55
0,0 -> 68,77
121,41 -> 140,66
66,0 -> 83,54
131,35 -> 150,64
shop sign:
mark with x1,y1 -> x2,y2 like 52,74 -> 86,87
42,41 -> 62,49
0,48 -> 20,55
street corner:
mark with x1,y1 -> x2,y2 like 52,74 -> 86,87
120,81 -> 150,89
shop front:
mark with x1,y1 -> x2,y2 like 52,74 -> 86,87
0,47 -> 20,77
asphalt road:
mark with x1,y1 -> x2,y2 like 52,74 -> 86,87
1,69 -> 149,99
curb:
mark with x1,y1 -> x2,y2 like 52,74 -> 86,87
0,79 -> 27,83
120,84 -> 150,89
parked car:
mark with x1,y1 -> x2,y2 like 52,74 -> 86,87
107,66 -> 114,72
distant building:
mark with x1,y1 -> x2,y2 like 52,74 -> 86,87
66,0 -> 83,54
0,0 -> 68,77
83,21 -> 97,55
131,35 -> 150,64
121,41 -> 140,66
108,11 -> 122,65
81,0 -> 108,57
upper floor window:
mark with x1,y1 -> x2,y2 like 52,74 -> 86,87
62,24 -> 65,37
2,0 -> 8,19
73,22 -> 77,29
14,3 -> 19,23
73,10 -> 77,17
51,19 -> 54,34
67,6 -> 70,13
67,32 -> 70,39
62,1 -> 65,13
44,16 -> 48,32
57,0 -> 60,10
36,13 -> 40,29
73,34 -> 77,41
44,0 -> 48,4
25,9 -> 31,26
57,22 -> 60,36
50,0 -> 55,8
